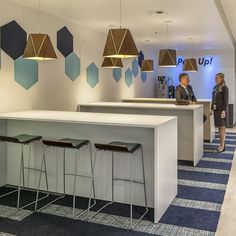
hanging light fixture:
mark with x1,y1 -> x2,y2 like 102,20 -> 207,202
23,0 -> 57,60
103,0 -> 139,58
183,38 -> 198,72
158,21 -> 176,67
141,59 -> 153,72
183,58 -> 198,72
102,57 -> 123,68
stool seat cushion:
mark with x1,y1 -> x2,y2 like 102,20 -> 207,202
95,141 -> 141,153
0,134 -> 41,144
42,138 -> 89,149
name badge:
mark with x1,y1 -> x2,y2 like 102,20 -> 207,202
213,104 -> 216,110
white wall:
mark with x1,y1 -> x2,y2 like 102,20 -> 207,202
0,1 -> 156,112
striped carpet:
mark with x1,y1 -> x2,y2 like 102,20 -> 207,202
0,132 -> 235,236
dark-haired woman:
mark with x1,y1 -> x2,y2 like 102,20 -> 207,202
210,73 -> 229,152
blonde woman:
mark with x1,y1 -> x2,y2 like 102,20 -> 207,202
210,73 -> 229,152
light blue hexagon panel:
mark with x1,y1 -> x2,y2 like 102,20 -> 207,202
125,68 -> 133,87
141,72 -> 147,82
14,56 -> 38,90
132,59 -> 139,77
65,52 -> 80,81
113,68 -> 122,82
87,63 -> 99,88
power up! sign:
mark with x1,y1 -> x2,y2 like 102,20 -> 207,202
177,57 -> 213,67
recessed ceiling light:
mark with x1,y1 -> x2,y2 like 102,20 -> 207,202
149,10 -> 167,16
205,46 -> 212,50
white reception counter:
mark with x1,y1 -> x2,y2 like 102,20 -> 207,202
79,102 -> 204,166
122,98 -> 214,142
0,110 -> 177,223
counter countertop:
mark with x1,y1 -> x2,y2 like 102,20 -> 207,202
122,98 -> 212,103
79,102 -> 203,110
0,110 -> 176,128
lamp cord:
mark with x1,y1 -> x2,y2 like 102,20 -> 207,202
119,0 -> 122,28
38,0 -> 41,33
166,23 -> 169,49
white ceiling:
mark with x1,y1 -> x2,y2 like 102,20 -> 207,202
10,0 -> 234,50
219,0 -> 236,45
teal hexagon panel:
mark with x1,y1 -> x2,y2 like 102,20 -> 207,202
14,57 -> 38,90
65,52 -> 81,81
141,72 -> 147,82
132,59 -> 139,77
87,63 -> 99,88
113,68 -> 122,82
125,68 -> 133,87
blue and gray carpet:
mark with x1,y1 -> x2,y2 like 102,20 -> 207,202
0,132 -> 235,236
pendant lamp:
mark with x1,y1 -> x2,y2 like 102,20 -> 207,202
102,57 -> 123,68
141,59 -> 153,72
183,38 -> 198,72
103,0 -> 138,59
158,21 -> 176,67
23,0 -> 57,60
183,58 -> 198,72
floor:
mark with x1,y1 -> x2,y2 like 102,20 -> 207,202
216,127 -> 236,236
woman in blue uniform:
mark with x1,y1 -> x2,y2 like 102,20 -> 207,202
211,73 -> 229,152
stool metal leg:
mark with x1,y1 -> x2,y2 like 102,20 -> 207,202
17,144 -> 25,209
72,149 -> 79,218
26,145 -> 31,187
90,150 -> 113,218
63,148 -> 66,195
112,152 -> 114,202
86,142 -> 96,219
131,146 -> 149,230
130,154 -> 133,229
34,145 -> 50,211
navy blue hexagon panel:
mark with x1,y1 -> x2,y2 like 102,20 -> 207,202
57,26 -> 73,57
0,27 -> 1,69
138,50 -> 144,68
1,20 -> 26,60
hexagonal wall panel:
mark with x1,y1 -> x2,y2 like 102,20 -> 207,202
138,50 -> 144,68
87,63 -> 99,88
132,59 -> 139,77
57,26 -> 73,57
125,68 -> 133,87
1,20 -> 27,60
14,57 -> 38,90
141,72 -> 147,82
113,68 -> 122,82
65,52 -> 80,81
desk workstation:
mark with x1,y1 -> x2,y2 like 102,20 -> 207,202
79,102 -> 204,166
0,110 -> 177,223
122,98 -> 214,142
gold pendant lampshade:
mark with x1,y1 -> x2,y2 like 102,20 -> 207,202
102,57 -> 123,68
158,49 -> 176,67
158,21 -> 177,67
141,59 -> 153,72
103,28 -> 139,58
23,33 -> 57,60
183,58 -> 198,72
23,0 -> 57,60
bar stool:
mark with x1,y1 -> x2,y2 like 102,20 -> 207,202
0,134 -> 49,209
36,138 -> 96,219
92,141 -> 148,229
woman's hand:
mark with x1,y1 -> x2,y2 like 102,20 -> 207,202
210,110 -> 213,116
221,111 -> 226,119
